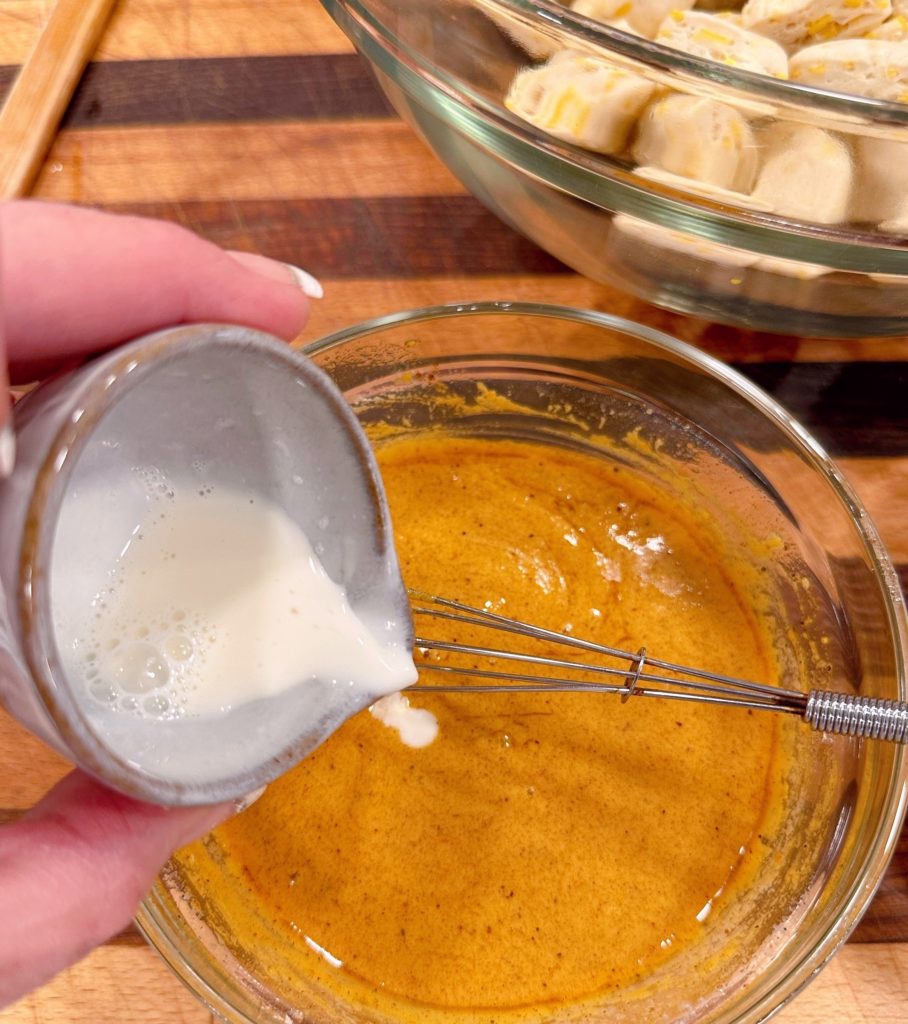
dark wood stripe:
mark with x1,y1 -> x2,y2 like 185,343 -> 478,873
0,54 -> 393,127
14,174 -> 908,458
733,362 -> 908,457
103,197 -> 908,456
105,195 -> 570,277
853,823 -> 908,943
109,924 -> 147,946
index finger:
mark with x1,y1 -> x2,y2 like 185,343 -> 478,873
0,201 -> 314,381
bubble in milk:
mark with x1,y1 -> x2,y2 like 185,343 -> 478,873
90,681 -> 117,704
143,693 -> 171,717
164,634 -> 194,662
134,465 -> 176,503
105,641 -> 171,694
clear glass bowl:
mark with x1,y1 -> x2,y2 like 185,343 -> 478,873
137,303 -> 907,1023
319,0 -> 908,336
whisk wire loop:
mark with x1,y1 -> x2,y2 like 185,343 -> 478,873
622,648 -> 646,704
406,590 -> 908,744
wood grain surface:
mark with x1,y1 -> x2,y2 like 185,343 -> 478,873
0,0 -> 117,196
0,0 -> 906,1020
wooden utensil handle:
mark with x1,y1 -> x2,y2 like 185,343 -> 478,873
0,0 -> 119,199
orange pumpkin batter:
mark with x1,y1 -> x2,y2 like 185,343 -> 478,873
175,435 -> 796,1020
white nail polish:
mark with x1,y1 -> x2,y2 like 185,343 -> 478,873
284,264 -> 324,299
233,785 -> 267,815
0,423 -> 15,479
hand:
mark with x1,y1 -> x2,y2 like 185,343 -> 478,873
0,199 -> 321,1007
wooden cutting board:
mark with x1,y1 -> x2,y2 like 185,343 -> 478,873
0,1 -> 905,1021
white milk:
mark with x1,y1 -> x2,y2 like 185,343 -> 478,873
62,486 -> 418,721
370,691 -> 439,748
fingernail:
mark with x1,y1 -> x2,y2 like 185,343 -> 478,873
226,250 -> 324,298
0,422 -> 15,479
283,264 -> 324,299
233,785 -> 267,815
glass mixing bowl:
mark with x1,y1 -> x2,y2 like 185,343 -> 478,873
137,303 -> 907,1023
319,0 -> 908,337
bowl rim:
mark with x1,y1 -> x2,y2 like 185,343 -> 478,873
322,0 -> 908,272
140,301 -> 908,1024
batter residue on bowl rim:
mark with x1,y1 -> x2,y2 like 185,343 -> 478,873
174,433 -> 813,1022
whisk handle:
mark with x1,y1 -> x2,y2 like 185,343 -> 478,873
804,690 -> 908,743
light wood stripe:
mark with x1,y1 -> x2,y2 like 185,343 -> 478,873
775,945 -> 908,1023
0,0 -> 52,65
0,0 -> 351,64
0,943 -> 216,1023
855,818 -> 908,944
0,710 -> 71,809
32,122 -> 464,202
292,278 -> 908,364
0,940 -> 903,1023
0,0 -> 118,199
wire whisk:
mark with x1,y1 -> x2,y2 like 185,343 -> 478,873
406,591 -> 908,744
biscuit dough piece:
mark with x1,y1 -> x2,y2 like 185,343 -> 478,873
788,39 -> 908,101
864,12 -> 908,38
741,0 -> 891,49
850,136 -> 908,225
572,0 -> 694,37
634,165 -> 773,209
753,255 -> 832,277
751,123 -> 852,222
606,17 -> 645,34
482,4 -> 564,59
656,10 -> 789,75
612,214 -> 758,265
632,93 -> 759,191
506,50 -> 656,154
879,213 -> 908,232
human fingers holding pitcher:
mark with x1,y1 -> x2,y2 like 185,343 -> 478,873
0,200 -> 322,1008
